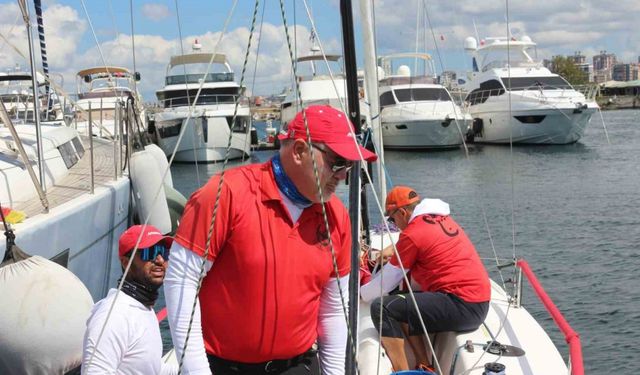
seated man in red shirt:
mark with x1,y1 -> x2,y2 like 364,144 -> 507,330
164,105 -> 377,375
361,186 -> 490,371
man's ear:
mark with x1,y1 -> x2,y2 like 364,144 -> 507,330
119,255 -> 129,271
291,139 -> 308,164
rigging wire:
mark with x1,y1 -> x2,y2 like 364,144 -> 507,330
244,0 -> 267,163
279,0 -> 362,371
173,0 -> 201,185
86,0 -> 239,370
173,0 -> 254,372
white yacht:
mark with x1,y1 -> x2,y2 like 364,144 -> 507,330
462,36 -> 598,144
280,49 -> 369,130
378,53 -> 470,149
75,66 -> 145,138
0,70 -> 67,123
153,42 -> 251,163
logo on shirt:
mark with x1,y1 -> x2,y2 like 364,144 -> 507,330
316,225 -> 330,248
422,215 -> 459,237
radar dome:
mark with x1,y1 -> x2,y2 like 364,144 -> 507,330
521,35 -> 532,43
464,37 -> 478,51
396,65 -> 411,77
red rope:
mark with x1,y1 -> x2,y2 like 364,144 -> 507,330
516,259 -> 584,375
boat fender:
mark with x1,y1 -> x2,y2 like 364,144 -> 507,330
130,149 -> 172,234
250,127 -> 259,145
0,253 -> 93,374
144,144 -> 173,189
164,185 -> 187,235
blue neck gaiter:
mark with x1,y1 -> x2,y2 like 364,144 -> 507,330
271,154 -> 312,208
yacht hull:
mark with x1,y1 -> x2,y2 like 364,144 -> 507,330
381,117 -> 467,149
468,104 -> 597,144
154,109 -> 251,163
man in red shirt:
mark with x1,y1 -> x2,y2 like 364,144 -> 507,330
361,186 -> 490,371
164,105 -> 377,375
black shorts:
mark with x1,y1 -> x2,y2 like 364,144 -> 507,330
370,291 -> 489,338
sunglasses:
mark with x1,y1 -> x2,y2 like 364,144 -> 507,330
128,243 -> 169,261
311,143 -> 354,173
386,208 -> 401,225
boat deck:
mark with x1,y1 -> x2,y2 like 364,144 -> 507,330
20,136 -> 124,217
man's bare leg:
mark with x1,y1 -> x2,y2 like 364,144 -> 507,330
380,336 -> 410,371
401,323 -> 430,367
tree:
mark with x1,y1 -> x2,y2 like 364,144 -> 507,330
550,56 -> 588,85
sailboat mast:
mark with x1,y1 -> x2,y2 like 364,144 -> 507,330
339,0 -> 362,373
33,0 -> 51,116
18,0 -> 47,194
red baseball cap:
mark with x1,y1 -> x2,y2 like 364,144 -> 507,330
278,105 -> 377,162
385,186 -> 421,215
118,224 -> 173,257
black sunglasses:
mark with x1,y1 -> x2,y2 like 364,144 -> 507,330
128,243 -> 169,261
386,208 -> 401,225
311,143 -> 354,173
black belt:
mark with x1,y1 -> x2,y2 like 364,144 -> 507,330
208,348 -> 316,374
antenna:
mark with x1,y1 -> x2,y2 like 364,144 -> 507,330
472,19 -> 480,43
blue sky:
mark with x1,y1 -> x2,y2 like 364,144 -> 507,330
1,0 -> 638,99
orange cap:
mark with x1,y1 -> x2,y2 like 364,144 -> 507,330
385,186 -> 420,215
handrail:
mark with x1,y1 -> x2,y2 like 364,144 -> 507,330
156,307 -> 167,323
516,259 -> 584,375
159,93 -> 247,109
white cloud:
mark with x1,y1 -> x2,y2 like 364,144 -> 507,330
141,3 -> 171,22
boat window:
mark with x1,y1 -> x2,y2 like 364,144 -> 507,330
465,79 -> 505,105
157,87 -> 240,108
158,120 -> 182,138
165,72 -> 234,85
50,249 -> 70,268
227,116 -> 250,133
392,88 -> 452,102
380,91 -> 396,107
58,141 -> 79,169
502,76 -> 572,90
72,137 -> 85,158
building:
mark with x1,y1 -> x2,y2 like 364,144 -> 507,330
612,63 -> 639,81
593,51 -> 617,82
568,51 -> 586,65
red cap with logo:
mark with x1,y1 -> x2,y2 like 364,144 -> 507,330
278,105 -> 377,162
118,224 -> 173,257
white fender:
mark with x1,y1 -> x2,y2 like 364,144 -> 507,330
144,143 -> 173,189
130,149 -> 172,234
0,256 -> 94,374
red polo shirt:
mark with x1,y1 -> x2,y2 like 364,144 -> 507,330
174,161 -> 351,363
390,214 -> 490,303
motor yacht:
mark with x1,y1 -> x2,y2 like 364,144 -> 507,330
378,53 -> 470,149
463,36 -> 598,144
75,66 -> 145,138
153,41 -> 251,163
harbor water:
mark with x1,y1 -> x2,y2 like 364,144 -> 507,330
156,109 -> 639,373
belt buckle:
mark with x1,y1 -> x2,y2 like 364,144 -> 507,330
264,360 -> 276,373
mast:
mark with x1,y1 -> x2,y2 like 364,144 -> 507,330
340,0 -> 364,373
18,0 -> 47,195
33,0 -> 51,117
358,0 -> 385,199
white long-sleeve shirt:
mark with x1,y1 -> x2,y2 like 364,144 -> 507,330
82,289 -> 177,375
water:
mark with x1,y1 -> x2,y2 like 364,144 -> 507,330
159,110 -> 640,373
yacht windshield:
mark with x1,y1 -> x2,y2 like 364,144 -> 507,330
502,76 -> 572,90
166,63 -> 233,85
394,88 -> 452,102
